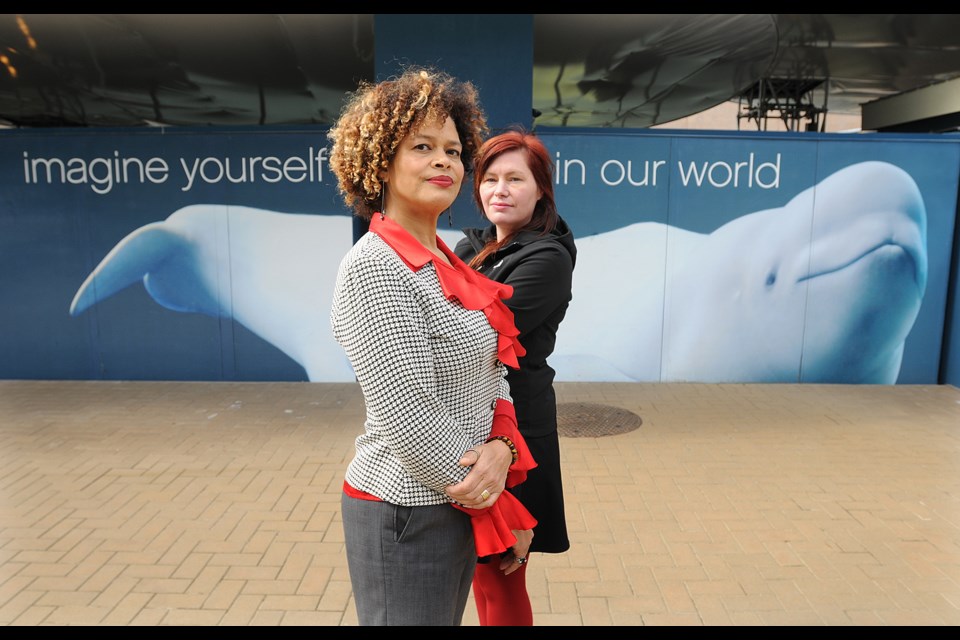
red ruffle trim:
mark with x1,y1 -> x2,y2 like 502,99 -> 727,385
452,491 -> 538,557
490,398 -> 536,489
433,241 -> 527,370
452,399 -> 538,556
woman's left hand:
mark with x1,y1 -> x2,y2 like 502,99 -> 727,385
500,528 -> 534,575
444,440 -> 513,508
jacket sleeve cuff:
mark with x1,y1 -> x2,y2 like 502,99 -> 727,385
488,398 -> 537,488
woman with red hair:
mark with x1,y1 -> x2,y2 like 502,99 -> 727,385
455,129 -> 577,625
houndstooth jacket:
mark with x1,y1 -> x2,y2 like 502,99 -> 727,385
330,215 -> 525,507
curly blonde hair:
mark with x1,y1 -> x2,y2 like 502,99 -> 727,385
327,66 -> 489,220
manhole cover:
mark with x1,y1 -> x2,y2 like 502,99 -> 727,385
556,402 -> 642,438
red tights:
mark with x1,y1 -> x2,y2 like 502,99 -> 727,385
472,558 -> 533,626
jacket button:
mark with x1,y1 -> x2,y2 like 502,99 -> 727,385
490,399 -> 498,410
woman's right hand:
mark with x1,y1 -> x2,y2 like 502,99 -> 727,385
444,439 -> 513,508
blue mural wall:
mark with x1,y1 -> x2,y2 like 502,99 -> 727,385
1,125 -> 958,384
1,126 -> 342,381
538,128 -> 960,384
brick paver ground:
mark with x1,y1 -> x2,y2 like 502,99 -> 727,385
2,380 -> 959,626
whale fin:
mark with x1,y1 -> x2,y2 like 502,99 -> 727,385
69,223 -> 188,316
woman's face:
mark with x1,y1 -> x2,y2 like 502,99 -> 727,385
478,149 -> 542,241
382,116 -> 464,220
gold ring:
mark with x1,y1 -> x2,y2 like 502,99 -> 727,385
480,489 -> 490,501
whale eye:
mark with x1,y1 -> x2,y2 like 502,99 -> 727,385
765,272 -> 776,287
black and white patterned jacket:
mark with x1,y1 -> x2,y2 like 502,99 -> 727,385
330,215 -> 524,506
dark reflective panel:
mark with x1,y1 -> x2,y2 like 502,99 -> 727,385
533,13 -> 960,129
0,14 -> 375,127
533,14 -> 779,128
2,14 -> 959,129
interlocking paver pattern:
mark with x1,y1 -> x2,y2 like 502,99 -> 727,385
2,380 -> 959,626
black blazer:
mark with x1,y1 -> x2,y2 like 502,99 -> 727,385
455,217 -> 577,438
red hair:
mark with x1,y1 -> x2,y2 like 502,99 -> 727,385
468,129 -> 559,269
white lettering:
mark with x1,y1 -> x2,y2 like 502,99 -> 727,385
22,151 -> 173,194
677,153 -> 780,189
180,157 -> 200,192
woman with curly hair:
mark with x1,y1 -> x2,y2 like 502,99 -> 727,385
328,67 -> 537,626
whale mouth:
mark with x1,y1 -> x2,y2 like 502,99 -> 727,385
798,241 -> 926,292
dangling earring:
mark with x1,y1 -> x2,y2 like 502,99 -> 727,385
446,208 -> 453,227
379,182 -> 386,221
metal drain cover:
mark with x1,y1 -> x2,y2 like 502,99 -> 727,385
556,402 -> 642,438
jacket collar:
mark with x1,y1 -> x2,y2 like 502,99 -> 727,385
369,213 -> 437,271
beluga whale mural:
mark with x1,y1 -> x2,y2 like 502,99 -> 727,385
70,160 -> 927,384
550,161 -> 927,384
